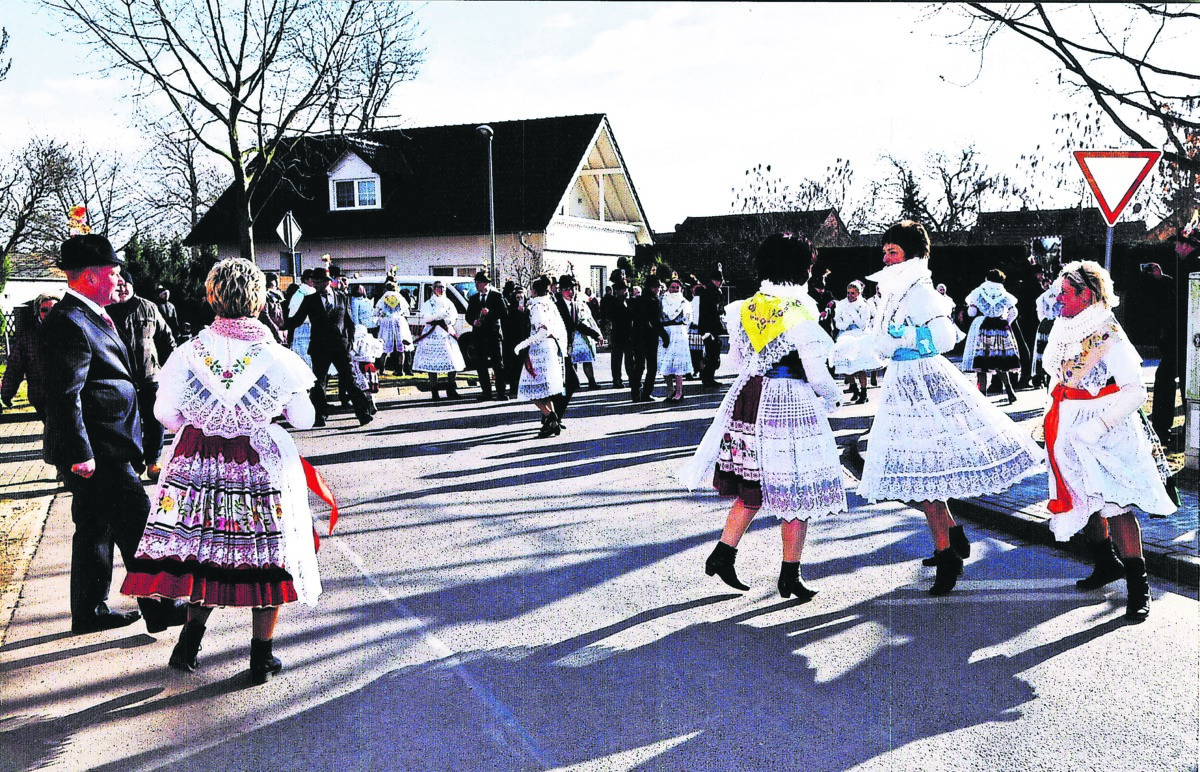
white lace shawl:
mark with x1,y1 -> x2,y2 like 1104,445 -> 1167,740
515,295 -> 567,353
834,296 -> 873,332
965,281 -> 1018,321
375,291 -> 410,320
568,295 -> 601,336
156,326 -> 316,439
1041,303 -> 1130,392
287,284 -> 314,317
420,294 -> 457,325
660,291 -> 692,324
1036,286 -> 1059,322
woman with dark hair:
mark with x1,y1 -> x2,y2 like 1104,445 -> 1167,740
513,274 -> 568,437
121,258 -> 325,684
961,268 -> 1022,404
680,233 -> 846,600
858,221 -> 1042,595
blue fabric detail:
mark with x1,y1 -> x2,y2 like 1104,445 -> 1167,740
764,363 -> 807,380
914,325 -> 936,357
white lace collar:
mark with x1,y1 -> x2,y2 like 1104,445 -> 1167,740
867,259 -> 931,329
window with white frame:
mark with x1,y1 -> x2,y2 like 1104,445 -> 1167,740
330,177 -> 380,211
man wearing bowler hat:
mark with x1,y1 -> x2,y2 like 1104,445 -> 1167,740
465,270 -> 509,400
40,234 -> 187,635
286,266 -> 375,427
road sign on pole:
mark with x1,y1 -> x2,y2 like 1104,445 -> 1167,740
1073,149 -> 1161,272
1073,150 -> 1161,227
276,211 -> 302,251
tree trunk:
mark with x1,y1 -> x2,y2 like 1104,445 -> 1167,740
230,159 -> 255,263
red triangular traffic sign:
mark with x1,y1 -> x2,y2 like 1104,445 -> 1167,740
1073,150 -> 1162,227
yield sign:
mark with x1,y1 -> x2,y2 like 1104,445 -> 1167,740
276,211 -> 302,251
1073,150 -> 1162,227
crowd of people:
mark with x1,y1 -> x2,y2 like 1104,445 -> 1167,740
0,219 -> 1184,688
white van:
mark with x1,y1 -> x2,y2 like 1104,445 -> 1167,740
342,274 -> 473,337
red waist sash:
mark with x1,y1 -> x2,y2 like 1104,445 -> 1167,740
1045,381 -> 1120,514
302,457 -> 339,550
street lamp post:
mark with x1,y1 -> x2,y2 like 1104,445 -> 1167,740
476,125 -> 497,280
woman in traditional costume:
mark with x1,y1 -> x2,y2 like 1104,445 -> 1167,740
679,233 -> 846,601
513,274 -> 569,438
562,281 -> 603,390
121,258 -> 325,685
657,277 -> 694,403
961,269 -> 1022,404
1041,260 -> 1176,622
412,281 -> 465,401
829,280 -> 884,404
1032,276 -> 1058,390
374,280 -> 413,376
858,221 -> 1042,595
287,269 -> 315,369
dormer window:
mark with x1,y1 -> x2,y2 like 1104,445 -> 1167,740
332,178 -> 379,210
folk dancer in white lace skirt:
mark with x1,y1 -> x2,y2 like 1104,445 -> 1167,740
513,274 -> 569,438
679,233 -> 846,601
1042,260 -> 1176,622
857,221 -> 1043,595
412,281 -> 465,401
657,277 -> 694,403
829,280 -> 884,404
960,269 -> 1022,404
564,283 -> 603,389
374,280 -> 413,375
121,258 -> 327,685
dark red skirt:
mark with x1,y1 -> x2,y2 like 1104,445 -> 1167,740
712,375 -> 764,508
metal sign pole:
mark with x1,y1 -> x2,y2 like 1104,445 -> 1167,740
1104,225 -> 1114,274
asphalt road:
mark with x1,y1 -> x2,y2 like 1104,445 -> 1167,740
1,364 -> 1196,771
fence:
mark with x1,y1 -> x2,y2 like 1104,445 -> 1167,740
0,308 -> 16,367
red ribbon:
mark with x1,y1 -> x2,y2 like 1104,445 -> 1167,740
301,457 -> 339,535
1045,381 -> 1120,514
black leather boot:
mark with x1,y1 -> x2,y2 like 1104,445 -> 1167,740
168,620 -> 207,673
777,561 -> 817,601
249,638 -> 283,685
949,525 -> 971,559
1123,557 -> 1150,623
705,541 -> 750,591
1076,538 -> 1125,591
929,548 -> 964,596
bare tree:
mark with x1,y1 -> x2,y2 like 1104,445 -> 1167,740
497,239 -> 543,291
952,4 -> 1199,175
42,0 -> 424,261
50,145 -> 140,242
0,27 -> 11,82
732,160 -> 876,233
136,110 -> 227,236
0,138 -> 75,258
875,147 -> 1008,235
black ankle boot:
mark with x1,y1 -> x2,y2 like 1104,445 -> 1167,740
1123,557 -> 1150,623
705,541 -> 750,591
949,525 -> 971,560
929,548 -> 964,596
1076,538 -> 1125,591
168,619 -> 207,673
537,412 -> 561,438
249,638 -> 283,685
777,561 -> 817,601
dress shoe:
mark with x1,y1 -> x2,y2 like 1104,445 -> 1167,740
476,393 -> 492,402
701,379 -> 720,388
357,412 -> 374,427
313,416 -> 327,427
613,381 -> 625,389
73,608 -> 142,634
494,393 -> 510,401
146,463 -> 162,483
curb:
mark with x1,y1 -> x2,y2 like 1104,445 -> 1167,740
0,491 -> 58,649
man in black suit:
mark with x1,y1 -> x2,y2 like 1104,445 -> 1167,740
601,278 -> 633,388
552,274 -> 600,422
465,270 -> 509,400
285,267 -> 374,427
628,275 -> 669,402
40,234 -> 186,635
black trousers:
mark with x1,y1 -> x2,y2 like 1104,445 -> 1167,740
475,336 -> 507,396
629,341 -> 659,399
701,335 -> 722,380
310,342 -> 372,420
609,338 -> 632,386
1150,343 -> 1179,441
62,460 -> 175,626
551,355 -> 580,419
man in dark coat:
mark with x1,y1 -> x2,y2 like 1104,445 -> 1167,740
108,283 -> 176,481
465,270 -> 509,400
628,275 -> 669,402
550,274 -> 588,421
285,267 -> 374,427
40,234 -> 186,635
501,285 -> 531,393
697,267 -> 726,387
155,287 -> 180,342
601,278 -> 633,389
1,294 -> 57,419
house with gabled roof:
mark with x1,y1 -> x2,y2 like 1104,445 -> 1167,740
1,253 -> 66,315
185,114 -> 653,292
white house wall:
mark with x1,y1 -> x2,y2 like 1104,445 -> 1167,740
1,278 -> 68,314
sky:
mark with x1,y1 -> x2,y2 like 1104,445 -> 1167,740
0,1 -> 1153,234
